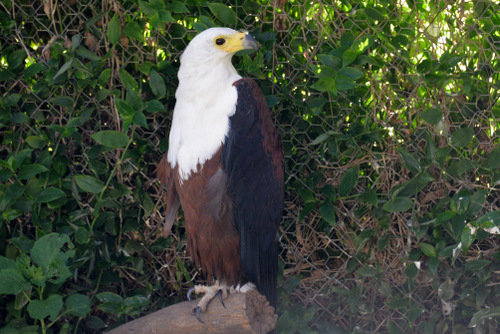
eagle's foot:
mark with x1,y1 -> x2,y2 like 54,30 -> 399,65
187,280 -> 228,323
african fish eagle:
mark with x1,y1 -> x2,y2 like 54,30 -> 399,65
156,27 -> 284,322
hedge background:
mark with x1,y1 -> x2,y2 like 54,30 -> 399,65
1,0 -> 499,333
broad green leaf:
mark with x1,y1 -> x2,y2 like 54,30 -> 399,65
53,59 -> 73,80
396,148 -> 420,174
4,183 -> 26,203
450,127 -> 473,147
464,259 -> 491,271
356,265 -> 376,277
318,54 -> 341,69
338,67 -> 364,80
96,291 -> 123,303
115,98 -> 135,118
50,96 -> 74,107
438,280 -> 455,300
123,21 -> 144,42
208,3 -> 237,25
320,185 -> 336,201
107,14 -> 121,45
149,69 -> 166,97
467,189 -> 486,217
27,294 -> 63,320
365,7 -> 384,21
310,77 -> 336,94
319,200 -> 336,226
484,146 -> 500,170
37,188 -> 65,203
0,268 -> 30,295
119,68 -> 138,91
66,294 -> 91,317
30,233 -> 72,271
383,197 -> 413,212
360,188 -> 377,206
469,307 -> 500,327
404,262 -> 418,279
476,210 -> 500,226
0,256 -> 16,270
428,256 -> 439,275
336,75 -> 356,90
145,100 -> 165,113
133,111 -> 148,129
139,0 -> 157,16
387,319 -> 404,334
169,1 -> 189,13
419,243 -> 436,257
75,46 -> 101,61
342,49 -> 357,66
92,130 -> 129,148
158,10 -> 175,23
419,108 -> 443,125
339,166 -> 358,197
18,164 -> 49,180
7,49 -> 26,70
461,226 -> 474,252
75,175 -> 104,193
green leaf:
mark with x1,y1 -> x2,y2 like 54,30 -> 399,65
30,233 -> 72,271
405,262 -> 418,279
338,67 -> 364,80
318,54 -> 341,69
66,294 -> 91,317
428,256 -> 439,275
387,319 -> 404,334
342,49 -> 357,67
0,268 -> 30,294
383,197 -> 413,212
339,166 -> 358,197
464,259 -> 491,271
469,307 -> 500,327
169,1 -> 189,13
356,265 -> 376,277
396,148 -> 420,174
107,14 -> 121,45
476,211 -> 500,226
450,127 -> 474,147
419,243 -> 436,257
37,188 -> 66,203
27,294 -> 63,320
461,226 -> 474,252
53,59 -> 73,80
158,9 -> 176,23
96,291 -> 123,303
365,7 -> 384,21
145,100 -> 165,113
75,46 -> 101,61
18,164 -> 49,180
419,108 -> 443,125
75,175 -> 105,193
467,189 -> 486,217
92,130 -> 129,148
360,188 -> 377,206
139,0 -> 157,16
123,21 -> 144,42
50,96 -> 74,107
115,98 -> 135,118
319,200 -> 336,226
310,77 -> 336,94
336,75 -> 356,90
7,49 -> 26,70
149,69 -> 166,97
119,68 -> 138,91
484,146 -> 500,170
208,3 -> 238,25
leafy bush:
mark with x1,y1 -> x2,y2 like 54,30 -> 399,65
1,0 -> 499,333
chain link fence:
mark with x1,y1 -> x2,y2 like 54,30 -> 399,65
2,0 -> 499,332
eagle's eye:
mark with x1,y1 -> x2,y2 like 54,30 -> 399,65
215,38 -> 226,46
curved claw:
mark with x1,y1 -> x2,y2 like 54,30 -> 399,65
187,287 -> 195,301
218,289 -> 226,309
194,306 -> 204,324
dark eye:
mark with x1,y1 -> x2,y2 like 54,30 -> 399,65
215,38 -> 226,46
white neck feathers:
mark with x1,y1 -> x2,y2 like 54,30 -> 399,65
167,53 -> 241,181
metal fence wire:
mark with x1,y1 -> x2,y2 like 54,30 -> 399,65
2,0 -> 500,332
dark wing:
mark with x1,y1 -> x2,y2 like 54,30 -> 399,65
222,78 -> 284,309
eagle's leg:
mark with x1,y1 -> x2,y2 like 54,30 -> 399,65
187,280 -> 228,323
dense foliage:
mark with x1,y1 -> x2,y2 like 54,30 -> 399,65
1,0 -> 499,333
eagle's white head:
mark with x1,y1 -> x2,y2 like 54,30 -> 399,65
167,28 -> 259,180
